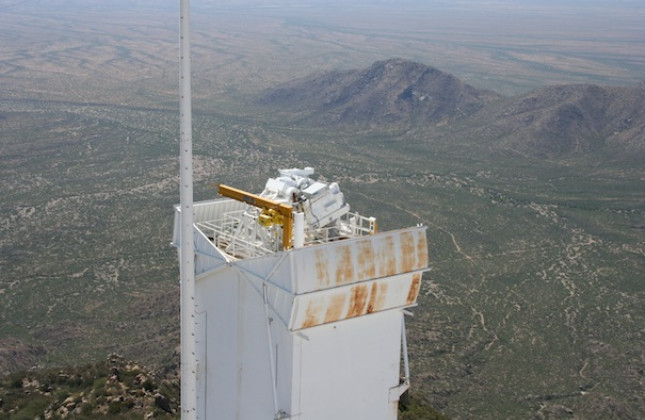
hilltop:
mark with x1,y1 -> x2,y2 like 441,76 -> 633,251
258,59 -> 645,159
471,82 -> 645,158
257,58 -> 501,126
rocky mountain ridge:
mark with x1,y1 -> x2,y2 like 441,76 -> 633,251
258,59 -> 645,158
473,83 -> 645,158
258,58 -> 500,126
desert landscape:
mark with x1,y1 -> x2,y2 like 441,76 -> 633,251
1,0 -> 644,418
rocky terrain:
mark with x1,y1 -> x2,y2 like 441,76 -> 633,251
473,82 -> 645,158
258,58 -> 501,126
0,354 -> 179,419
258,59 -> 645,159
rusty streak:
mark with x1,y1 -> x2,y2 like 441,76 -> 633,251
357,240 -> 376,281
324,293 -> 347,324
335,245 -> 354,286
381,235 -> 397,277
366,282 -> 378,313
406,273 -> 422,305
314,249 -> 331,287
400,231 -> 416,273
302,299 -> 323,329
346,284 -> 368,318
417,232 -> 429,267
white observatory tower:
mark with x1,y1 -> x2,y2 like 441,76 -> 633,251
173,168 -> 429,419
174,1 -> 429,419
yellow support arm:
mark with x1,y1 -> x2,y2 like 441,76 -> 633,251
217,184 -> 294,250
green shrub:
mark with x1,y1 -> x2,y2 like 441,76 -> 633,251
10,398 -> 49,420
399,391 -> 449,420
142,378 -> 156,392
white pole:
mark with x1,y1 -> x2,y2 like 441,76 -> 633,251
293,211 -> 305,248
179,0 -> 197,418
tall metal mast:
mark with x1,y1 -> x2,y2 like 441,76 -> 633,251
179,0 -> 197,417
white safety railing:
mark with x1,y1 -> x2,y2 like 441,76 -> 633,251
196,210 -> 377,258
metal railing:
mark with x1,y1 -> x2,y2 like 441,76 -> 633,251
197,210 -> 377,258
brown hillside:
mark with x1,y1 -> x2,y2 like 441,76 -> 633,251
474,83 -> 645,158
257,58 -> 500,126
259,60 -> 645,159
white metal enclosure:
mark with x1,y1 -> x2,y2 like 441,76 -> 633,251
173,172 -> 429,419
